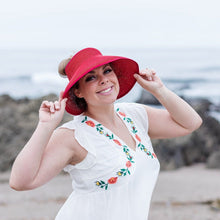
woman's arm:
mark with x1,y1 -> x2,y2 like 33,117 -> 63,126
134,69 -> 202,139
9,92 -> 74,190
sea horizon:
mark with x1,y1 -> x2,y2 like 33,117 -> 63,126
0,47 -> 219,105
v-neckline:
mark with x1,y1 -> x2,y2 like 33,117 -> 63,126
81,109 -> 138,153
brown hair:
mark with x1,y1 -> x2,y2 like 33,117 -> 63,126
58,57 -> 72,77
58,56 -> 87,112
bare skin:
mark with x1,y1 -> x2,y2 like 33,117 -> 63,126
9,65 -> 202,191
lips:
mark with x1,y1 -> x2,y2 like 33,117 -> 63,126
97,86 -> 113,94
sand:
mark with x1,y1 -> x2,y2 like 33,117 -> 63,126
0,164 -> 220,220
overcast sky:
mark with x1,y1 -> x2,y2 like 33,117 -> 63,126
1,0 -> 220,49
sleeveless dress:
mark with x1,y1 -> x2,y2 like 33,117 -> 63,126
55,103 -> 160,220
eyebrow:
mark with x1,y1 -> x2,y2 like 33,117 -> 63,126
87,64 -> 110,74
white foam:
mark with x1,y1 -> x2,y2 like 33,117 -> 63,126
31,72 -> 68,86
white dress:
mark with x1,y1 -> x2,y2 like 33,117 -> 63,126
55,103 -> 160,220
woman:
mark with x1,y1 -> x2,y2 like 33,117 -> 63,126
10,48 -> 202,219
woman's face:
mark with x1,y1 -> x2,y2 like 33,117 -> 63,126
74,64 -> 120,108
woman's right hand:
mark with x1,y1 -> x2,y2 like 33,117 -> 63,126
39,91 -> 67,128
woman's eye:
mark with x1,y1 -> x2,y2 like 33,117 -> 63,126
104,68 -> 112,74
85,75 -> 96,82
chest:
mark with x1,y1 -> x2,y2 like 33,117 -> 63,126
104,120 -> 137,152
69,126 -> 159,192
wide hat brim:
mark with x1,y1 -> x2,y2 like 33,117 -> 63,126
63,50 -> 139,115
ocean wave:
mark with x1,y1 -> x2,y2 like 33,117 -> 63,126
197,66 -> 220,72
0,75 -> 32,81
0,72 -> 68,86
31,72 -> 67,85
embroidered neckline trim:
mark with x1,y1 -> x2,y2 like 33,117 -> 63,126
81,107 -> 157,190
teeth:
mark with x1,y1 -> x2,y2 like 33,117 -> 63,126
100,87 -> 111,93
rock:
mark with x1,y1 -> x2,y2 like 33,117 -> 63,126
206,151 -> 220,169
187,98 -> 212,114
0,94 -> 72,172
136,89 -> 220,170
136,90 -> 160,105
1,92 -> 220,172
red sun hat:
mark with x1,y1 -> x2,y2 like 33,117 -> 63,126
62,47 -> 139,115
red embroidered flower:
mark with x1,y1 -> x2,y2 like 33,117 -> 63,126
135,134 -> 141,142
152,152 -> 157,158
86,120 -> 95,127
113,139 -> 122,146
108,177 -> 118,184
126,161 -> 132,168
118,111 -> 126,117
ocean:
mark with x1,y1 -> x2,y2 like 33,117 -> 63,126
0,47 -> 219,118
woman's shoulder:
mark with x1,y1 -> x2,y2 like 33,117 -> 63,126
53,118 -> 80,146
58,115 -> 83,130
59,119 -> 76,130
53,121 -> 86,158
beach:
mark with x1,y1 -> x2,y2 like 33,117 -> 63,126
0,48 -> 220,219
1,164 -> 219,220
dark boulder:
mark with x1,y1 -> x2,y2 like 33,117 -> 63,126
137,89 -> 220,170
206,151 -> 220,169
136,90 -> 160,105
0,94 -> 72,172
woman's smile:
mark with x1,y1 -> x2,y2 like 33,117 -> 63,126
97,86 -> 114,95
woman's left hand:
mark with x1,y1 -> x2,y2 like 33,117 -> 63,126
134,68 -> 164,95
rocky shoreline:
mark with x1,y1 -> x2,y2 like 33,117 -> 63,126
0,94 -> 73,172
0,92 -> 220,172
137,90 -> 220,170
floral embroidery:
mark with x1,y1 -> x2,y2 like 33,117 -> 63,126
82,107 -> 157,190
123,146 -> 135,163
82,117 -> 134,163
117,167 -> 131,176
137,143 -> 157,158
126,161 -> 132,168
152,152 -> 157,158
95,177 -> 118,190
118,111 -> 126,117
113,139 -> 122,146
108,177 -> 118,184
116,108 -> 157,158
86,120 -> 95,127
95,160 -> 133,190
135,134 -> 141,142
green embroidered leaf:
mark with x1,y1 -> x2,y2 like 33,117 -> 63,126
81,116 -> 88,123
116,108 -> 119,112
127,118 -> 132,123
100,180 -> 105,184
132,129 -> 137,134
105,185 -> 108,190
128,156 -> 134,163
123,148 -> 129,153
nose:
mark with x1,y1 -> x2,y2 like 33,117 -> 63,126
99,75 -> 109,85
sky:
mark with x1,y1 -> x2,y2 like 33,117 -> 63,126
1,0 -> 220,49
